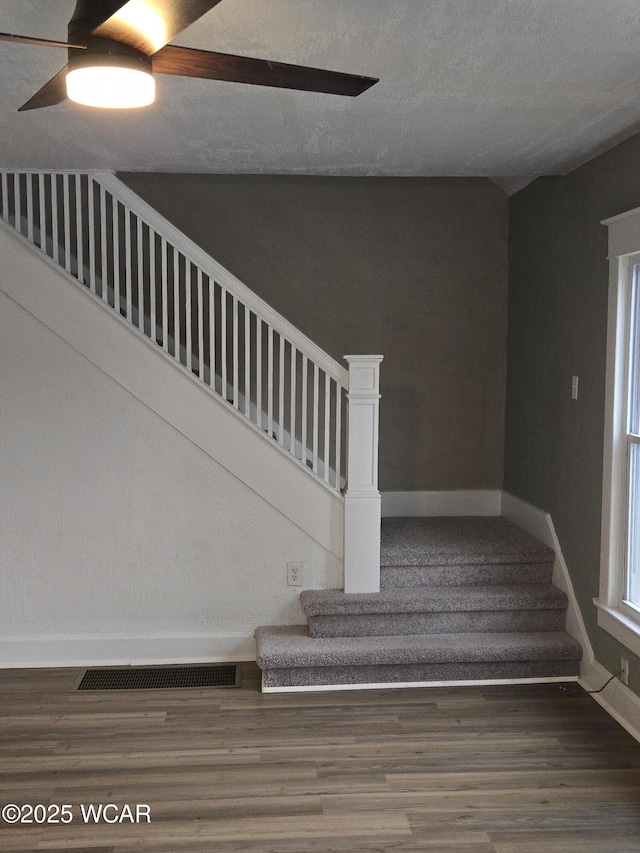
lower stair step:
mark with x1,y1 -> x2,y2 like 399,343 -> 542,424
255,625 -> 582,690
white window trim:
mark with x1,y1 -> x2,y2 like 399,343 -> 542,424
596,206 -> 640,657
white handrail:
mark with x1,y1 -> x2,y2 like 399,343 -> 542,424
92,173 -> 349,388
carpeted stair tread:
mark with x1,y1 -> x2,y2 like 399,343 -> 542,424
301,585 -> 567,616
255,625 -> 582,669
381,516 -> 554,567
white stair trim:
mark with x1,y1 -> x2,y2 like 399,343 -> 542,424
501,490 -> 640,745
501,491 -> 591,662
262,675 -> 579,693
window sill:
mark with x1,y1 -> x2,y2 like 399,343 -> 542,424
595,598 -> 640,657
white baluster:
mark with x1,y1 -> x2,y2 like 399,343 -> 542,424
99,184 -> 108,302
244,307 -> 251,417
301,354 -> 308,466
87,177 -> 96,293
75,175 -> 84,284
186,260 -> 193,372
13,174 -> 21,234
278,335 -> 285,446
197,267 -> 204,378
208,278 -> 216,387
312,363 -> 319,474
137,217 -> 144,330
256,319 -> 262,427
1,172 -> 8,222
51,174 -> 59,266
173,249 -> 180,361
38,173 -> 46,253
161,236 -> 168,351
232,294 -> 239,407
323,373 -> 331,483
25,173 -> 34,243
343,355 -> 383,593
123,212 -> 132,319
149,229 -> 157,341
290,344 -> 297,455
335,386 -> 342,490
267,325 -> 274,436
112,195 -> 120,311
220,286 -> 227,398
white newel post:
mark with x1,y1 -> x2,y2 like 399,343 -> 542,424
343,355 -> 383,593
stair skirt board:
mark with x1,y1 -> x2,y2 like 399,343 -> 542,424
261,661 -> 581,689
262,674 -> 580,693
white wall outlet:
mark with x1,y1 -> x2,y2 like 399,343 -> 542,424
620,656 -> 629,685
287,562 -> 303,587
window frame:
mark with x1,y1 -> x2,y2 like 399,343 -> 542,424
597,207 -> 640,657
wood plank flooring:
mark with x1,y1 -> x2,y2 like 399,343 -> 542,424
0,663 -> 639,852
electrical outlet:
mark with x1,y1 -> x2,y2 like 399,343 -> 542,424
287,562 -> 303,587
620,656 -> 629,685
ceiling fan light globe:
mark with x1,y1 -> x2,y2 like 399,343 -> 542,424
66,65 -> 155,109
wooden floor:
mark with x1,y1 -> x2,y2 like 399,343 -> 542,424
0,663 -> 639,852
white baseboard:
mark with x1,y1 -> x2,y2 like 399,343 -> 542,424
0,633 -> 255,669
579,657 -> 640,744
382,490 -> 502,517
501,491 -> 594,664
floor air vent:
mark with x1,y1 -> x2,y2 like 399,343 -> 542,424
76,664 -> 240,691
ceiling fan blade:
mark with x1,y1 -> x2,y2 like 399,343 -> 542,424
92,0 -> 224,55
0,31 -> 86,50
152,45 -> 378,96
18,68 -> 68,112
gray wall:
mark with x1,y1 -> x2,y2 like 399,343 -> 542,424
119,174 -> 508,493
506,133 -> 640,694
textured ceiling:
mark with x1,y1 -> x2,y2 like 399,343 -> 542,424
2,0 -> 640,189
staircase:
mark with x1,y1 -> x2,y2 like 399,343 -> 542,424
256,516 -> 582,691
1,170 -> 583,677
0,170 -> 388,591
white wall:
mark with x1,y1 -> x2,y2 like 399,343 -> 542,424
0,228 -> 342,667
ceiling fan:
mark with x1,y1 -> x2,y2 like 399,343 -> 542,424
0,0 -> 378,111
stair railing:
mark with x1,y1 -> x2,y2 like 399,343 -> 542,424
0,170 -> 382,591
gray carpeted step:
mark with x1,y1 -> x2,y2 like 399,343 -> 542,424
301,586 -> 568,637
256,625 -> 582,689
380,516 -> 555,589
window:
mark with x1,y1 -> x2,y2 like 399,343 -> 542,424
597,208 -> 640,656
626,265 -> 640,609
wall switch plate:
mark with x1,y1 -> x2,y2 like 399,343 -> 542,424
571,375 -> 579,400
287,562 -> 303,587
